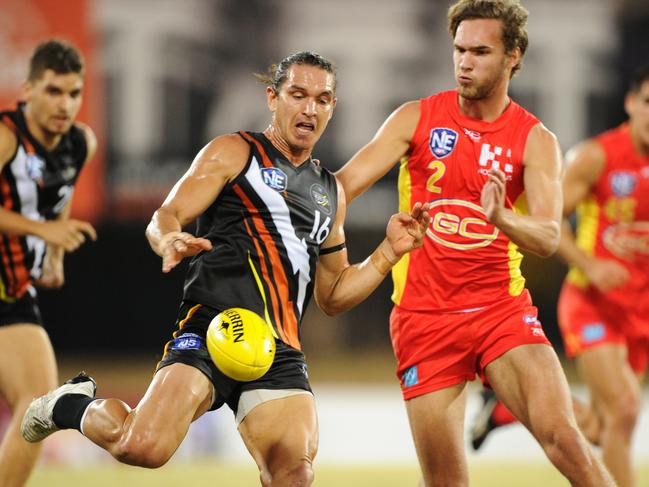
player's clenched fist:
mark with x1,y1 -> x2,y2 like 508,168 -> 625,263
36,219 -> 97,252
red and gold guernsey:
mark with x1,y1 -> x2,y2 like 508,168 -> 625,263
393,90 -> 540,311
566,124 -> 649,320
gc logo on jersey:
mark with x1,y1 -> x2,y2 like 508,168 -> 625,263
261,167 -> 288,192
602,222 -> 649,257
429,128 -> 458,158
426,199 -> 499,250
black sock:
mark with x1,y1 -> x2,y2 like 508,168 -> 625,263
52,394 -> 97,432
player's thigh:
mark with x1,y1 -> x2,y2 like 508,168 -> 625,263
485,344 -> 572,428
0,323 -> 57,406
405,382 -> 468,461
576,344 -> 640,413
238,393 -> 318,470
126,363 -> 213,446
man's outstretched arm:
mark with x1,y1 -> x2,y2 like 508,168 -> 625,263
314,181 -> 430,316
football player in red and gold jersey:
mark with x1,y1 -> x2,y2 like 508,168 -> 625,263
554,64 -> 649,487
336,1 -> 613,485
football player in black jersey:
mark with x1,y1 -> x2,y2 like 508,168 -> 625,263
22,51 -> 428,486
0,40 -> 96,487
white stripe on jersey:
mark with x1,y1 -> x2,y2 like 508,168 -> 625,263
245,156 -> 311,316
10,146 -> 45,278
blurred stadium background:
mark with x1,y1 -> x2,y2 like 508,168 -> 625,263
1,0 -> 648,485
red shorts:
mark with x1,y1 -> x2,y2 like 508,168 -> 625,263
558,282 -> 649,374
390,290 -> 552,400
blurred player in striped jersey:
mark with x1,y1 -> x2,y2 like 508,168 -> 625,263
0,40 -> 97,487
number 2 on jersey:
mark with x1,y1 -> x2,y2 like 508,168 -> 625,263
426,160 -> 446,194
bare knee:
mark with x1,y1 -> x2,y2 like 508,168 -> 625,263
262,457 -> 314,487
603,392 -> 641,436
114,435 -> 173,469
82,399 -> 173,468
535,422 -> 590,466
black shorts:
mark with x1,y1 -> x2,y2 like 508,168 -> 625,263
156,301 -> 312,416
0,289 -> 43,327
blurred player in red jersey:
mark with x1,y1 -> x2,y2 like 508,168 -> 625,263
336,1 -> 614,485
471,65 -> 649,487
556,65 -> 649,487
0,40 -> 97,487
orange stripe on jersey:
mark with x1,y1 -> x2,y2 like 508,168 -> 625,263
239,132 -> 274,168
233,183 -> 301,349
2,116 -> 36,154
0,115 -> 32,297
0,175 -> 17,296
241,216 -> 289,345
0,115 -> 18,297
8,234 -> 29,297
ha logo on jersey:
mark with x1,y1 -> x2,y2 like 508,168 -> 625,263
428,128 -> 458,158
478,144 -> 514,180
610,171 -> 637,197
261,167 -> 288,192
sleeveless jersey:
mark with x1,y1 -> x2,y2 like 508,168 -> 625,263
0,103 -> 87,302
566,124 -> 649,318
183,131 -> 338,350
393,90 -> 540,311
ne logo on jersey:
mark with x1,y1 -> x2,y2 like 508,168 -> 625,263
26,154 -> 45,184
261,167 -> 288,192
610,171 -> 637,197
429,128 -> 458,158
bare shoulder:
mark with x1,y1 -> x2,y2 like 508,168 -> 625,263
564,138 -> 606,182
523,122 -> 561,168
527,122 -> 560,147
565,138 -> 605,166
373,99 -> 421,144
0,120 -> 18,169
395,100 -> 421,117
191,133 -> 250,181
333,174 -> 347,206
75,121 -> 97,162
388,100 -> 420,127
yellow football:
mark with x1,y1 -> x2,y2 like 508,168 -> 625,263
206,307 -> 276,382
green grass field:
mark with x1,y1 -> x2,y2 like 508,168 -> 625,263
27,461 -> 649,487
